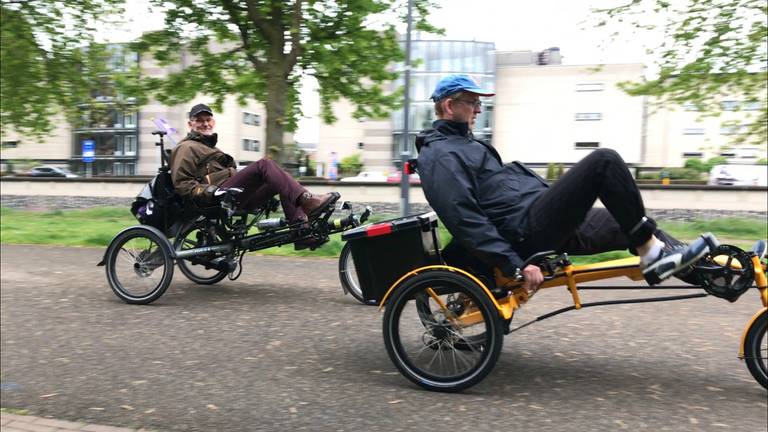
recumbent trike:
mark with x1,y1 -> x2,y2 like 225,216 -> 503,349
340,211 -> 768,392
98,130 -> 371,305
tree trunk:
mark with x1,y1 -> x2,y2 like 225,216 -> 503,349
264,73 -> 288,163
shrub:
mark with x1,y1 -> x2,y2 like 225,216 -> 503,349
338,153 -> 363,176
546,163 -> 564,180
705,156 -> 728,170
684,158 -> 707,173
665,167 -> 703,180
545,163 -> 555,180
684,157 -> 729,173
638,172 -> 660,180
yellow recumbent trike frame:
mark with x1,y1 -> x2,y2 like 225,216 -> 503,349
377,243 -> 767,393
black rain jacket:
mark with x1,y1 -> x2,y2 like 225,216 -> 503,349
415,119 -> 549,275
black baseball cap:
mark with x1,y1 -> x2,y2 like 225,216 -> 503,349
189,103 -> 214,119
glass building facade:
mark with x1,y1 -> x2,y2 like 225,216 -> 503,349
392,39 -> 496,161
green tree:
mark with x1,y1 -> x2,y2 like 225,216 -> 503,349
134,0 -> 441,162
0,0 -> 125,137
595,0 -> 767,147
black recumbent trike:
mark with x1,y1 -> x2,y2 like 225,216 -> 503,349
98,130 -> 370,305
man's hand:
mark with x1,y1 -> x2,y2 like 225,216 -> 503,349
213,187 -> 243,197
521,264 -> 544,293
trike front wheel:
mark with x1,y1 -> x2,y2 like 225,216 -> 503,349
743,310 -> 767,389
382,270 -> 504,392
105,226 -> 174,304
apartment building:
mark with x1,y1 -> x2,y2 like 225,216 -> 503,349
1,43 -> 279,176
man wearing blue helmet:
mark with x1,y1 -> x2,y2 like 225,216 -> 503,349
415,74 -> 716,292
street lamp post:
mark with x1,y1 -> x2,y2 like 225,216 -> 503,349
399,0 -> 413,217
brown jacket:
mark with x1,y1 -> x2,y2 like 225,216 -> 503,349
169,132 -> 237,203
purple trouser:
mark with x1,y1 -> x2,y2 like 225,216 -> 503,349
221,159 -> 307,222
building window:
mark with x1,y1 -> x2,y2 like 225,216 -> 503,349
243,112 -> 261,126
124,111 -> 137,127
720,100 -> 740,111
720,124 -> 748,135
575,83 -> 604,92
719,152 -> 736,157
575,113 -> 602,121
113,162 -> 124,176
683,103 -> 701,111
242,138 -> 260,151
743,101 -> 762,111
682,127 -> 705,135
575,142 -> 600,148
124,135 -> 137,156
682,152 -> 703,158
114,135 -> 123,156
1,140 -> 19,148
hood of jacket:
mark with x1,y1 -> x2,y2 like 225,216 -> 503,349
183,131 -> 219,148
415,119 -> 469,153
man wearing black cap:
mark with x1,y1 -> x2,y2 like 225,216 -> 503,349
415,74 -> 716,292
169,103 -> 338,249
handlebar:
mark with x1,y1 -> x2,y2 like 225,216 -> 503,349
328,206 -> 371,231
514,250 -> 570,282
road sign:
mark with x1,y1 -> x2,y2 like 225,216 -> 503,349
82,140 -> 95,163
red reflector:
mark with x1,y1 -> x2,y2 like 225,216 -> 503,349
404,161 -> 412,174
366,223 -> 393,237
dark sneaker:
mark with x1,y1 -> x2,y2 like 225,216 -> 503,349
655,229 -> 701,285
642,232 -> 719,285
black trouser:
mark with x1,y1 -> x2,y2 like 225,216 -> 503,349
522,148 -> 656,257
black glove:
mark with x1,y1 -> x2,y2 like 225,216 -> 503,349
213,187 -> 244,210
213,187 -> 244,199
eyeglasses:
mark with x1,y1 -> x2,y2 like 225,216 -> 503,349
452,97 -> 482,108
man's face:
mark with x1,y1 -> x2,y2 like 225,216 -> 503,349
188,113 -> 216,136
446,92 -> 482,128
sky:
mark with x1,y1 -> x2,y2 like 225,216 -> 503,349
108,0 -> 655,65
103,0 -> 661,142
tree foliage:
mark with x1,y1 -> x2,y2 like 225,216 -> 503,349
134,0 -> 441,161
596,0 -> 767,147
0,0 -> 125,137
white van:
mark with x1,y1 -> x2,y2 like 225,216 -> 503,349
708,164 -> 767,186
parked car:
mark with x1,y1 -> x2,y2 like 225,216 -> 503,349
339,171 -> 388,182
27,166 -> 78,178
708,164 -> 767,186
386,171 -> 421,184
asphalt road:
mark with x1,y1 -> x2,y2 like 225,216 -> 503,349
1,244 -> 766,432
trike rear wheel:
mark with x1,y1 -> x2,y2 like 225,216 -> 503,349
174,222 -> 229,285
743,310 -> 767,389
105,226 -> 174,304
382,270 -> 503,392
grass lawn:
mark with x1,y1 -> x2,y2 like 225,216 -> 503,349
1,206 -> 765,264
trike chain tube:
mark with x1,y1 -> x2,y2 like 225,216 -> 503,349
507,292 -> 709,334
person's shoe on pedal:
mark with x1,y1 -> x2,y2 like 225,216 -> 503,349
294,236 -> 328,251
641,232 -> 719,285
289,215 -> 328,251
298,192 -> 340,220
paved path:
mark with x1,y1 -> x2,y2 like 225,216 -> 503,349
1,244 -> 766,432
1,412 -> 148,432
